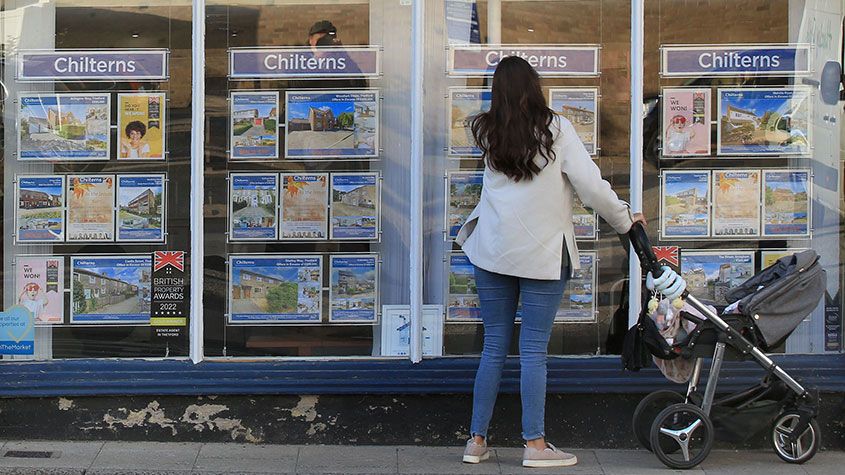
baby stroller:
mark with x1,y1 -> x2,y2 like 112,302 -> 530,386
624,223 -> 826,470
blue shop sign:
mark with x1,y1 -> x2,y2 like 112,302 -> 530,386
229,46 -> 381,79
0,305 -> 34,356
18,49 -> 169,81
661,44 -> 812,77
447,45 -> 599,77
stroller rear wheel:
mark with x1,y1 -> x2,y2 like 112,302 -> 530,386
771,411 -> 820,464
650,403 -> 714,470
632,390 -> 685,451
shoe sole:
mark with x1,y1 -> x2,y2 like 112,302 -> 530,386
462,452 -> 490,464
522,456 -> 578,468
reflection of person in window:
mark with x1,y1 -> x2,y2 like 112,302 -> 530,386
121,121 -> 151,158
19,282 -> 47,321
305,20 -> 366,88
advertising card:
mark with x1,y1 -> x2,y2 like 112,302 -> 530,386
229,173 -> 278,241
330,173 -> 379,240
680,251 -> 755,304
118,92 -> 166,160
556,252 -> 597,322
16,256 -> 64,324
572,195 -> 597,240
16,175 -> 65,243
660,170 -> 710,238
329,255 -> 378,323
280,173 -> 328,240
447,171 -> 483,240
761,249 -> 805,269
549,88 -> 599,155
67,174 -> 115,242
285,90 -> 378,159
117,174 -> 165,242
762,170 -> 810,237
446,253 -> 481,322
380,305 -> 444,357
712,170 -> 761,237
18,93 -> 110,161
717,87 -> 811,156
228,255 -> 323,324
71,255 -> 152,324
448,88 -> 490,157
230,91 -> 279,159
661,87 -> 711,157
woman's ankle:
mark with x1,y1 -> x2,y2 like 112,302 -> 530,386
473,435 -> 486,445
525,437 -> 546,450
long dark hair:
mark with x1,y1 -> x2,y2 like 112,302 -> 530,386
471,56 -> 556,182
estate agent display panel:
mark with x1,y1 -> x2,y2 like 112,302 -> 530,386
1,0 -> 193,359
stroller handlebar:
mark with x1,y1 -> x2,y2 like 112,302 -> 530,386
627,222 -> 665,279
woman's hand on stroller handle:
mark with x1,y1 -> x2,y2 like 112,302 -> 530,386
647,266 -> 687,301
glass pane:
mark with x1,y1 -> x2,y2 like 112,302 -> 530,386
203,0 -> 412,357
1,0 -> 193,359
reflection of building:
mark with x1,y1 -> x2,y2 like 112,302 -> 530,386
232,189 -> 274,206
234,270 -> 283,298
339,186 -> 374,207
726,105 -> 758,124
336,270 -> 373,294
126,189 -> 156,215
19,189 -> 61,209
233,108 -> 258,120
559,105 -> 594,124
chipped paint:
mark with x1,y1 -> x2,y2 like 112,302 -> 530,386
57,398 -> 74,411
306,422 -> 327,436
100,401 -> 177,436
181,403 -> 261,443
289,395 -> 319,422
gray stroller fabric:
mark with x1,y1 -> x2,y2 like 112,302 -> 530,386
725,250 -> 826,348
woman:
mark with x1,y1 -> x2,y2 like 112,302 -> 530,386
456,56 -> 684,468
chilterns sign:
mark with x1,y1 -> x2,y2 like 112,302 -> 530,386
229,46 -> 381,79
661,44 -> 812,77
18,50 -> 169,81
447,45 -> 600,77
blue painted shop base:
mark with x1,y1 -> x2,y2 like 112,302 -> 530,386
0,355 -> 842,448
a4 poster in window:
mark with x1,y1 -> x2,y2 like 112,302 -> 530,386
228,255 -> 323,324
717,87 -> 811,156
70,255 -> 152,325
548,88 -> 599,155
556,252 -> 597,322
66,174 -> 115,242
446,253 -> 480,322
18,93 -> 111,161
229,173 -> 279,241
330,172 -> 379,240
446,170 -> 483,240
447,88 -> 490,158
16,255 -> 64,325
280,173 -> 328,240
711,169 -> 761,237
761,249 -> 807,269
661,87 -> 711,157
116,174 -> 166,242
15,175 -> 65,243
285,90 -> 379,159
762,170 -> 811,238
660,170 -> 710,239
230,91 -> 279,160
680,250 -> 755,304
117,92 -> 166,160
329,254 -> 378,323
572,195 -> 597,240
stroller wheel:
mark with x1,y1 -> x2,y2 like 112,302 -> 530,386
771,411 -> 820,464
650,403 -> 714,470
632,390 -> 685,451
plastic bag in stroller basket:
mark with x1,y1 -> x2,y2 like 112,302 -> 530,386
648,298 -> 716,383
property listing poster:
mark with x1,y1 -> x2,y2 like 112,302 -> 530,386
380,305 -> 444,357
661,88 -> 711,157
16,256 -> 64,324
548,88 -> 598,155
762,170 -> 810,237
67,174 -> 115,242
229,173 -> 278,241
761,249 -> 805,269
117,174 -> 165,242
712,170 -> 760,237
447,171 -> 483,239
118,92 -> 166,160
717,87 -> 811,156
280,173 -> 328,240
660,170 -> 710,238
228,255 -> 322,323
680,251 -> 755,304
557,253 -> 596,322
447,253 -> 481,322
230,91 -> 279,159
18,93 -> 110,161
16,175 -> 65,242
448,88 -> 490,157
572,195 -> 597,240
71,255 -> 152,324
330,173 -> 379,240
329,255 -> 378,323
285,90 -> 379,158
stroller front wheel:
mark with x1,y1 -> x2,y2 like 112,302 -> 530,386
650,403 -> 714,470
771,411 -> 820,464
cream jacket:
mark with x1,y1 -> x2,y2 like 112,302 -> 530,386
456,115 -> 634,280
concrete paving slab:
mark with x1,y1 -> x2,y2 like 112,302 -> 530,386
496,448 -> 602,475
296,445 -> 398,474
595,449 -> 705,475
90,441 -> 201,472
194,444 -> 298,473
0,440 -> 103,470
700,450 -> 809,475
397,446 -> 500,474
803,450 -> 845,475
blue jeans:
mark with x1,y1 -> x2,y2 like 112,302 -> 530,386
469,264 -> 570,441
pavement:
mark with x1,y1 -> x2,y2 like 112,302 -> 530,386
0,441 -> 842,475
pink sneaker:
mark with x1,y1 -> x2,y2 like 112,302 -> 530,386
462,438 -> 490,463
522,443 -> 577,468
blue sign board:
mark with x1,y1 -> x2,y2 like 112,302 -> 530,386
448,45 -> 599,77
0,305 -> 35,355
662,44 -> 812,77
230,46 -> 381,79
18,50 -> 169,81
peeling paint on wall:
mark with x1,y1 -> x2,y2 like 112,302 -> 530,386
101,401 -> 178,436
57,398 -> 74,411
181,403 -> 261,443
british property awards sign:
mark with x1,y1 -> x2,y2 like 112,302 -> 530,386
661,44 -> 812,77
18,49 -> 169,81
229,46 -> 381,79
447,45 -> 600,77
